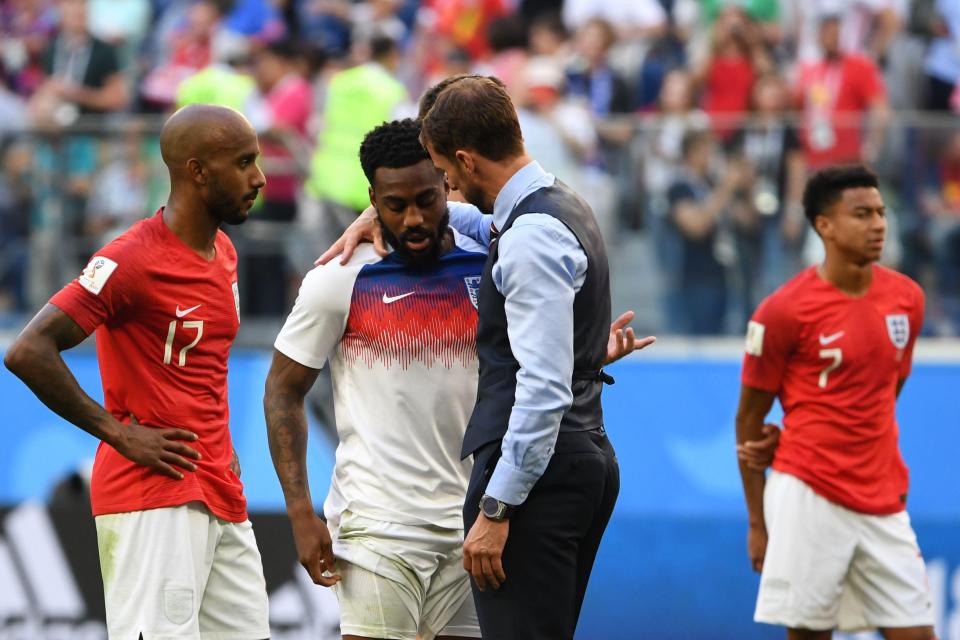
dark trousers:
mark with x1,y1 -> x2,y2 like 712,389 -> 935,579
463,428 -> 620,640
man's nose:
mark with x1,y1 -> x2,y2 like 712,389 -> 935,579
403,207 -> 425,228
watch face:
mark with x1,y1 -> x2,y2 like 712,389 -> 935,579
481,496 -> 501,518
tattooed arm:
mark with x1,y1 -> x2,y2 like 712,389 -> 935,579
4,304 -> 199,479
263,349 -> 340,586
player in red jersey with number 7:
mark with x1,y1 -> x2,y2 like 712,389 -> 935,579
736,165 -> 935,640
4,104 -> 271,639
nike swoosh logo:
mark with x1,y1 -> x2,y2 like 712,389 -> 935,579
382,292 -> 415,304
819,331 -> 844,345
176,304 -> 202,318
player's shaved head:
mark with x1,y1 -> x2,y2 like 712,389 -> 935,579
160,104 -> 256,175
159,103 -> 265,226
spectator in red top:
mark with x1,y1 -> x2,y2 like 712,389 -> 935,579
695,6 -> 771,140
426,0 -> 510,61
141,0 -> 223,108
795,14 -> 890,170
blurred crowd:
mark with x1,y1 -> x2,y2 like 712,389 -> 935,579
0,0 -> 959,335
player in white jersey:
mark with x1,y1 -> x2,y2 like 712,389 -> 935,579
265,119 -> 485,640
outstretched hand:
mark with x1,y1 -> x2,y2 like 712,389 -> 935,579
112,414 -> 201,480
605,311 -> 656,366
315,206 -> 387,266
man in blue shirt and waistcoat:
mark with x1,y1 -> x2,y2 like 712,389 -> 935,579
418,75 -> 619,640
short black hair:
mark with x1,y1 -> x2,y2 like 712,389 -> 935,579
359,118 -> 432,185
263,39 -> 303,61
487,15 -> 527,53
530,10 -> 568,39
370,35 -> 398,61
802,164 -> 880,226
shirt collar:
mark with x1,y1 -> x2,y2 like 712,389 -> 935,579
492,160 -> 553,230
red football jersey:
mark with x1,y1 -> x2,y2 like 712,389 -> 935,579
742,265 -> 924,515
50,211 -> 246,521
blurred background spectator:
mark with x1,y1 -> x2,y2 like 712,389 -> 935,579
923,0 -> 960,112
667,130 -> 744,335
795,13 -> 889,170
239,38 -> 313,316
0,0 -> 958,336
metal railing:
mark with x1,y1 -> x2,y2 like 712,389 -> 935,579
0,110 -> 958,340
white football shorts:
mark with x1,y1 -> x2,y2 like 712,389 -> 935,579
330,510 -> 480,640
755,471 -> 934,632
95,501 -> 270,640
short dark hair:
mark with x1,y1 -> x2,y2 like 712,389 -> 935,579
530,10 -> 568,40
417,74 -> 507,121
370,35 -> 397,61
263,39 -> 303,62
359,118 -> 432,185
420,76 -> 524,162
487,15 -> 527,54
803,164 -> 880,226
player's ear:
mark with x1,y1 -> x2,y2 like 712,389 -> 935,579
368,186 -> 377,210
186,158 -> 207,185
455,150 -> 474,175
814,213 -> 831,240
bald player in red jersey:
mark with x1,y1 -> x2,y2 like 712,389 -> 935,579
4,104 -> 271,639
735,165 -> 935,640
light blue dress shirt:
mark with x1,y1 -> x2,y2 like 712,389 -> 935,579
449,161 -> 589,506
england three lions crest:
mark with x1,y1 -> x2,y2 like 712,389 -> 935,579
885,314 -> 910,349
464,276 -> 481,309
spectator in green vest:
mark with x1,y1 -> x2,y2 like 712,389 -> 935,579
307,35 -> 408,216
175,34 -> 255,112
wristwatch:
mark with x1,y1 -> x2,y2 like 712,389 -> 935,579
480,494 -> 516,521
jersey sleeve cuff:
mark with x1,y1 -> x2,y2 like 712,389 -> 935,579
274,338 -> 327,370
485,458 -> 540,506
48,299 -> 99,336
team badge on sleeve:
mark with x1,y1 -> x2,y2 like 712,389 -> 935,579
463,276 -> 481,310
78,256 -> 119,295
885,314 -> 910,349
745,320 -> 765,356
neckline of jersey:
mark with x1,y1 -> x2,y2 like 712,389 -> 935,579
155,208 -> 220,265
812,264 -> 878,300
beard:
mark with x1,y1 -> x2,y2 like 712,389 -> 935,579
379,207 -> 450,268
463,183 -> 493,215
209,180 -> 256,226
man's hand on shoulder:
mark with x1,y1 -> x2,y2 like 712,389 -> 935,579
604,310 -> 656,366
737,423 -> 781,472
315,205 -> 388,266
288,507 -> 341,587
